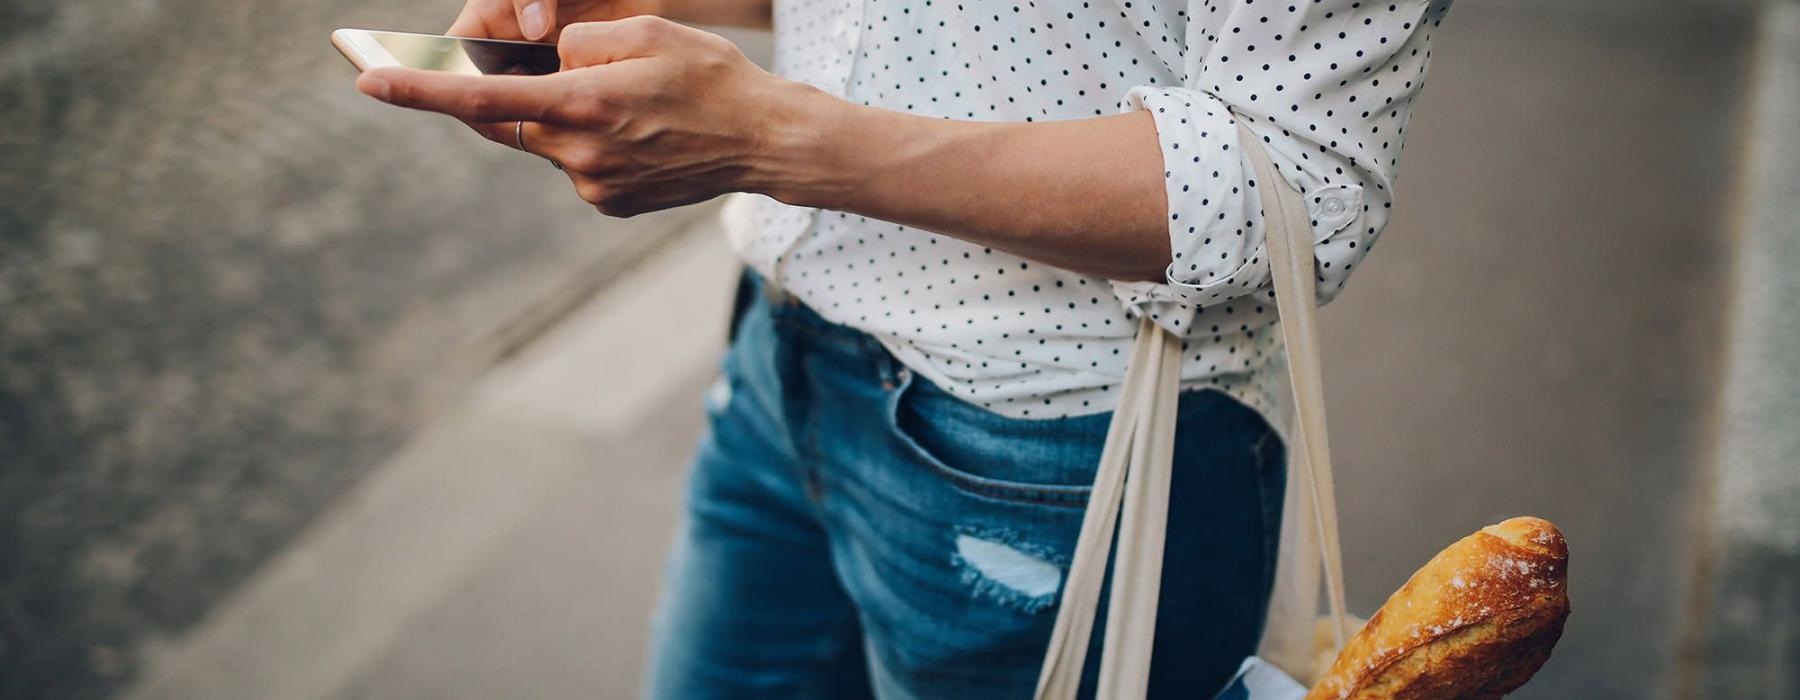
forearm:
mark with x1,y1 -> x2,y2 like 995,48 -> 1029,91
660,0 -> 772,29
758,95 -> 1171,282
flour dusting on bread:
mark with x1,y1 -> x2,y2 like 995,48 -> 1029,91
1304,517 -> 1571,700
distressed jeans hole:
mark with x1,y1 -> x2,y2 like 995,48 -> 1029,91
952,532 -> 1065,613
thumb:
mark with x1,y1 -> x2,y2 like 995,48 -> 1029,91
513,0 -> 557,41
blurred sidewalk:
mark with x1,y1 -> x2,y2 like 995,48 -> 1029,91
126,223 -> 738,700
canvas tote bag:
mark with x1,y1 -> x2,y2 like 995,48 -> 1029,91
1034,117 -> 1352,700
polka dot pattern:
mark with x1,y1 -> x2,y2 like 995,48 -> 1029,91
723,0 -> 1454,419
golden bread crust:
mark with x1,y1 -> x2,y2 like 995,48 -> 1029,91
1304,517 -> 1571,700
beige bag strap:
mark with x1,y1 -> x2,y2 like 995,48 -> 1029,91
1237,120 -> 1352,649
1033,116 -> 1350,700
1035,316 -> 1182,700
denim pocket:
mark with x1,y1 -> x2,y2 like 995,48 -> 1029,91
882,370 -> 1102,508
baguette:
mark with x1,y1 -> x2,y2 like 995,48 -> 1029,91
1305,517 -> 1571,700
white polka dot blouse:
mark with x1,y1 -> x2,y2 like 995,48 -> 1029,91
723,0 -> 1454,419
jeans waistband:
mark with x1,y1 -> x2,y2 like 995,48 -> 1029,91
735,270 -> 894,366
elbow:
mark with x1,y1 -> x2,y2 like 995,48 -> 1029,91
1123,256 -> 1173,285
1119,223 -> 1175,283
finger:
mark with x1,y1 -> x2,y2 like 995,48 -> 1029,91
468,121 -> 587,172
447,7 -> 489,38
530,122 -> 608,172
514,0 -> 557,41
449,0 -> 527,39
558,16 -> 687,68
567,171 -> 609,207
470,120 -> 560,154
505,121 -> 599,172
358,67 -> 571,123
592,183 -> 706,218
466,120 -> 515,147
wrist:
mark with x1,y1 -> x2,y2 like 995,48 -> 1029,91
748,85 -> 874,209
753,91 -> 976,214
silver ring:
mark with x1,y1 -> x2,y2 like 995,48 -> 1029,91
515,121 -> 562,170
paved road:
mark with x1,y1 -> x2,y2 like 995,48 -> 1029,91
126,3 -> 1760,699
127,230 -> 740,700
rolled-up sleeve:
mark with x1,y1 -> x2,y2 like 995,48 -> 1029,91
1111,0 -> 1453,335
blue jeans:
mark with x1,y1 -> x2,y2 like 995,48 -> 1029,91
645,273 -> 1286,699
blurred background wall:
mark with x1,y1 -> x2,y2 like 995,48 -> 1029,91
1,1 -> 1793,699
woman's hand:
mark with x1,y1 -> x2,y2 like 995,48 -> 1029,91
357,18 -> 1171,278
447,0 -> 770,41
448,0 -> 661,42
355,17 -> 1168,277
358,17 -> 836,217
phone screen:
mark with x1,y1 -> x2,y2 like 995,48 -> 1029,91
364,30 -> 560,75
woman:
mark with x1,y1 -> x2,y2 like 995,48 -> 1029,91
357,0 -> 1451,696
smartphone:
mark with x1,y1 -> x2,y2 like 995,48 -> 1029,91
331,28 -> 560,75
